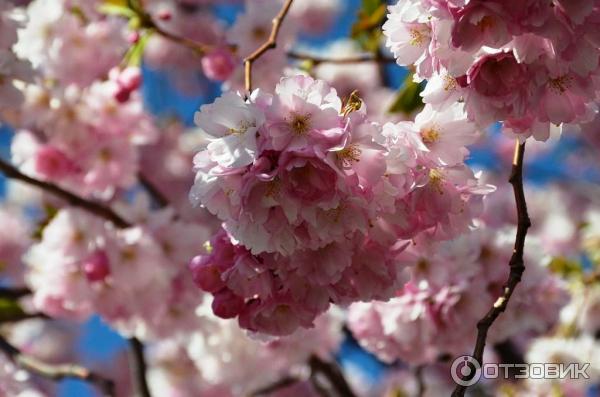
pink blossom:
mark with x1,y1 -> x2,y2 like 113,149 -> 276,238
34,144 -> 77,179
202,48 -> 236,82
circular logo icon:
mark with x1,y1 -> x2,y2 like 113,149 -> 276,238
451,355 -> 482,386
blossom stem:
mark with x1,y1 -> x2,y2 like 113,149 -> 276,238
137,172 -> 169,208
308,355 -> 357,397
415,365 -> 426,397
126,0 -> 209,55
0,287 -> 32,300
243,0 -> 295,92
129,337 -> 151,397
287,51 -> 396,65
451,141 -> 531,397
249,376 -> 301,396
0,334 -> 116,396
0,157 -> 131,228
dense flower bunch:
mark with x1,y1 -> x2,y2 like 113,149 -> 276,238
146,310 -> 342,396
26,205 -> 211,339
347,225 -> 568,364
0,0 -> 32,109
189,74 -> 492,335
384,0 -> 600,140
1,0 -> 600,395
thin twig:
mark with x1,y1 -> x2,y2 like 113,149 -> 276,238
308,355 -> 357,397
0,334 -> 115,396
0,158 -> 130,228
415,365 -> 426,397
137,172 -> 169,208
129,337 -> 151,397
451,141 -> 531,397
0,287 -> 32,300
126,0 -> 209,55
147,23 -> 208,55
287,51 -> 396,66
243,0 -> 295,92
248,376 -> 300,396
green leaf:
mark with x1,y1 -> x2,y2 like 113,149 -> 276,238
98,3 -> 137,18
388,74 -> 425,115
0,298 -> 27,323
362,0 -> 385,16
351,0 -> 387,52
32,205 -> 59,241
548,256 -> 583,278
123,31 -> 150,67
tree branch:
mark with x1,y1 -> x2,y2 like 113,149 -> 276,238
308,355 -> 357,397
0,160 -> 154,396
0,157 -> 130,228
243,0 -> 295,92
0,334 -> 115,396
287,51 -> 396,66
129,337 -> 151,397
0,287 -> 32,300
451,141 -> 531,397
415,365 -> 426,397
248,376 -> 300,396
137,172 -> 169,208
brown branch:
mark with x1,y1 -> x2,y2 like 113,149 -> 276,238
451,141 -> 531,397
147,24 -> 208,55
415,365 -> 426,397
248,376 -> 300,396
0,157 -> 130,228
0,334 -> 115,396
287,51 -> 396,66
137,172 -> 169,208
129,337 -> 151,397
0,287 -> 32,300
243,0 -> 295,92
125,0 -> 208,55
308,355 -> 357,397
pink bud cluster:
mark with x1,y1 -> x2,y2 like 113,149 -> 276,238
384,0 -> 600,140
188,74 -> 492,335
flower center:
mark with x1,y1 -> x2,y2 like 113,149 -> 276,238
288,113 -> 311,135
228,120 -> 254,135
428,168 -> 445,193
409,28 -> 425,46
443,75 -> 457,92
477,15 -> 495,31
420,126 -> 440,144
336,144 -> 362,166
548,75 -> 573,94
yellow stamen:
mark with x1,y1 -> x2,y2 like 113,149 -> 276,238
548,75 -> 573,94
288,113 -> 311,135
336,144 -> 361,166
420,126 -> 440,144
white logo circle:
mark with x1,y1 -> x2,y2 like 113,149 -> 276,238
451,355 -> 482,386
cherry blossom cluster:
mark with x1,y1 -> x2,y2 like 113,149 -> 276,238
189,74 -> 492,335
0,0 -> 33,110
384,0 -> 600,140
347,224 -> 568,364
0,0 -> 161,199
26,204 -> 212,340
146,308 -> 342,396
143,0 -> 343,91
